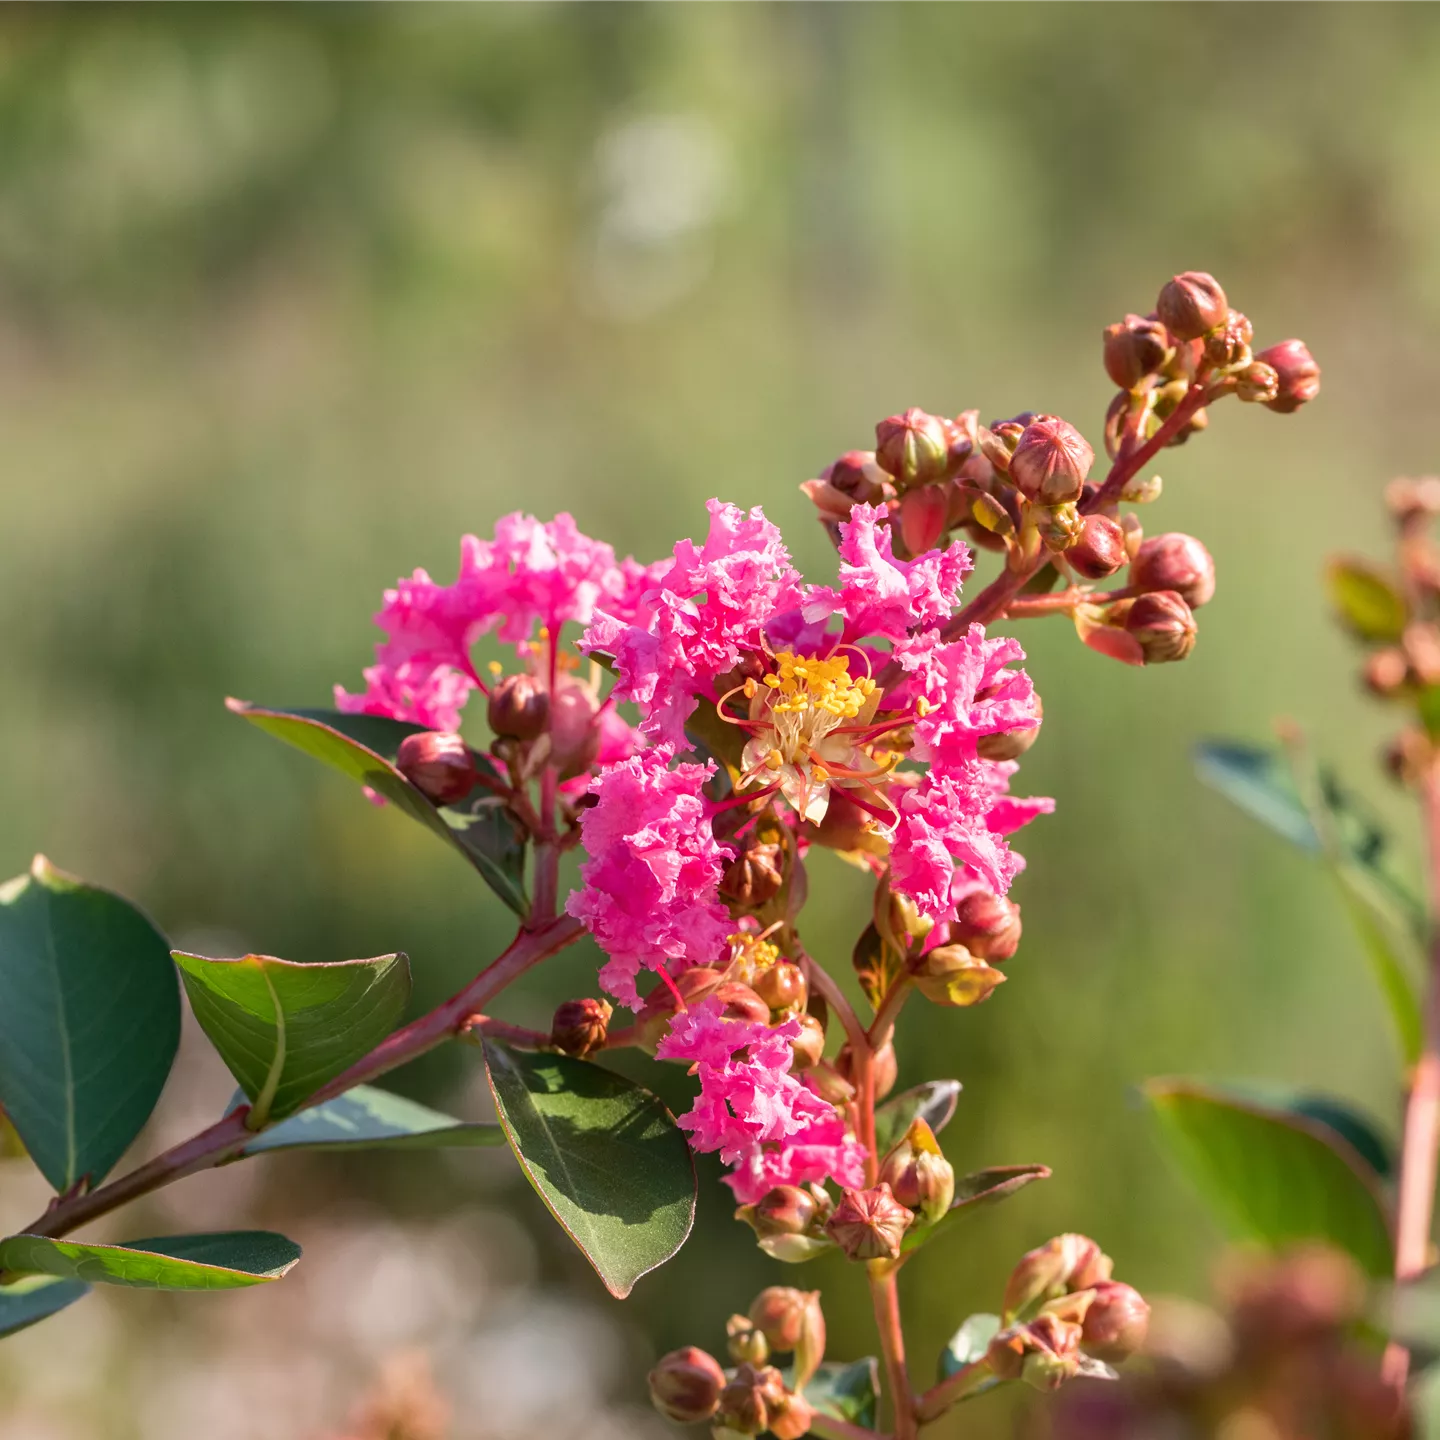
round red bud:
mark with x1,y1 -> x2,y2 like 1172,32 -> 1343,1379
836,1039 -> 897,1098
875,409 -> 951,488
753,960 -> 807,1016
487,673 -> 549,742
1067,514 -> 1128,580
550,997 -> 612,1059
710,981 -> 772,1026
825,1184 -> 914,1261
748,1286 -> 811,1352
715,1362 -> 785,1436
1009,417 -> 1095,506
1130,532 -> 1216,608
768,1391 -> 815,1440
548,678 -> 602,778
1156,271 -> 1229,341
1081,1280 -> 1151,1363
1202,310 -> 1253,368
396,731 -> 478,806
1124,590 -> 1197,664
790,1012 -> 826,1070
1102,314 -> 1173,390
648,1346 -> 725,1424
976,709 -> 1041,763
1256,338 -> 1320,413
952,889 -> 1023,962
750,1186 -> 819,1239
826,450 -> 891,505
719,840 -> 784,909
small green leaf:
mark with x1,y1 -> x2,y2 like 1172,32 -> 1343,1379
801,1358 -> 880,1429
174,950 -> 410,1126
941,1313 -> 1001,1376
0,1231 -> 301,1290
227,701 -> 528,917
483,1041 -> 695,1298
1194,743 -> 1319,851
0,1275 -> 89,1337
901,1165 -> 1050,1254
874,1080 -> 962,1155
1326,557 -> 1408,642
238,1085 -> 505,1154
1145,1079 -> 1393,1278
0,856 -> 180,1193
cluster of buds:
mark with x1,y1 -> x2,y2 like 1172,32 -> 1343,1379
649,1287 -> 825,1438
1049,1247 -> 1408,1440
1333,476 -> 1440,788
983,1234 -> 1150,1392
910,885 -> 1024,1010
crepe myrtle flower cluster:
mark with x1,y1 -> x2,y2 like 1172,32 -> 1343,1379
322,270 -> 1317,1439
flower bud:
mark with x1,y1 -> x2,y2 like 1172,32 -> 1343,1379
1080,1280 -> 1151,1362
1129,532 -> 1216,608
748,1186 -> 819,1240
710,982 -> 772,1026
748,1286 -> 813,1353
1235,360 -> 1279,405
714,1363 -> 786,1437
550,997 -> 612,1059
987,1314 -> 1084,1391
1385,476 -> 1440,523
1120,472 -> 1163,505
827,450 -> 891,505
1067,514 -> 1128,580
835,1039 -> 898,1098
978,421 -> 1023,474
875,409 -> 952,488
719,841 -> 785,909
880,1118 -> 956,1223
396,731 -> 478,806
648,1346 -> 725,1424
752,960 -> 807,1016
548,677 -> 603,778
1004,1234 -> 1114,1319
1009,417 -> 1095,506
1102,314 -> 1173,390
790,1012 -> 826,1070
1364,647 -> 1409,698
976,704 -> 1041,763
487,673 -> 550,742
825,1183 -> 914,1261
1256,338 -> 1320,413
1202,310 -> 1252,369
969,490 -> 1016,539
912,945 -> 1007,1007
1036,502 -> 1084,555
767,1391 -> 815,1440
899,483 -> 951,556
634,966 -> 726,1049
1124,590 -> 1196,664
951,889 -> 1023,962
727,1314 -> 770,1367
1156,271 -> 1228,341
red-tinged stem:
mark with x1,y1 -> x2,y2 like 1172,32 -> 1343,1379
869,1260 -> 917,1440
1384,761 -> 1440,1387
915,1360 -> 988,1424
15,914 -> 586,1245
868,974 -> 913,1053
808,1414 -> 887,1440
1000,589 -> 1087,619
943,382 -> 1210,636
460,1015 -> 552,1049
803,951 -> 869,1061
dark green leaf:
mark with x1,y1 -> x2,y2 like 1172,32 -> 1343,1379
1194,743 -> 1318,851
227,701 -> 528,917
1144,1079 -> 1393,1278
0,1275 -> 89,1337
874,1080 -> 962,1155
0,1231 -> 300,1290
174,950 -> 410,1126
0,856 -> 179,1192
483,1041 -> 695,1298
901,1165 -> 1050,1254
239,1085 -> 505,1154
801,1358 -> 880,1429
1326,557 -> 1407,642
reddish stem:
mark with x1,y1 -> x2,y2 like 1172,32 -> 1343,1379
15,914 -> 586,1245
869,1260 -> 916,1440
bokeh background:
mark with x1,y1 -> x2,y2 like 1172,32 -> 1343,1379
3,4 -> 1439,1437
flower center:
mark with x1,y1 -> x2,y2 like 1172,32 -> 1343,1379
759,651 -> 876,765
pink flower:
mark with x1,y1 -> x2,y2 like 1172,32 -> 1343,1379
337,513 -> 660,728
802,503 -> 973,643
564,751 -> 733,1007
583,500 -> 805,748
657,998 -> 867,1203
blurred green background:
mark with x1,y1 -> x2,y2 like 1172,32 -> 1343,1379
2,4 -> 1439,1437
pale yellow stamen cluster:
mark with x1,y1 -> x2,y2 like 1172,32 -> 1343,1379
728,932 -> 781,985
763,651 -> 876,719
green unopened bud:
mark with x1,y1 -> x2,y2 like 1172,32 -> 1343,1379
1235,360 -> 1279,404
727,1314 -> 770,1366
1004,1234 -> 1114,1320
1120,473 -> 1163,505
912,945 -> 1007,1007
875,409 -> 952,488
648,1346 -> 725,1424
970,490 -> 1016,537
1035,502 -> 1084,554
879,1117 -> 956,1223
1203,310 -> 1253,369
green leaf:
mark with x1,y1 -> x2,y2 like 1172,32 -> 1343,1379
0,1275 -> 89,1337
1335,884 -> 1424,1068
941,1313 -> 1001,1376
801,1358 -> 880,1429
0,1231 -> 300,1290
1144,1079 -> 1393,1278
238,1085 -> 505,1154
0,856 -> 180,1192
482,1041 -> 695,1298
174,950 -> 410,1127
874,1080 -> 962,1155
1326,557 -> 1407,642
227,701 -> 528,917
1194,743 -> 1319,851
901,1165 -> 1050,1254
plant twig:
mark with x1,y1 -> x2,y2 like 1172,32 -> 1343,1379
868,1260 -> 917,1440
808,1413 -> 888,1440
915,1359 -> 989,1424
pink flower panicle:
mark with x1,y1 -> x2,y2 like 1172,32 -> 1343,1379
564,750 -> 733,1008
657,997 -> 866,1203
